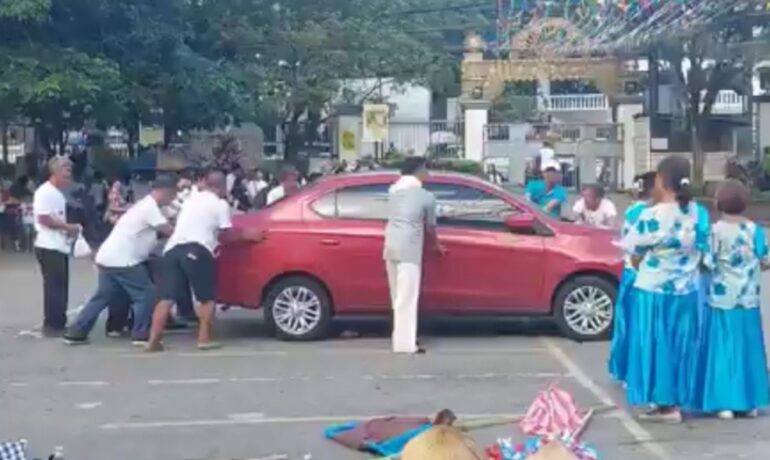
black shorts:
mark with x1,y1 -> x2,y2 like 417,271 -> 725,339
158,243 -> 216,303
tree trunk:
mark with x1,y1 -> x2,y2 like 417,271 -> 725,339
1,122 -> 8,166
691,117 -> 705,188
283,109 -> 304,165
127,115 -> 139,158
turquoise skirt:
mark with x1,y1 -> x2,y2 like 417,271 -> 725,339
625,288 -> 700,407
691,307 -> 770,413
608,268 -> 636,382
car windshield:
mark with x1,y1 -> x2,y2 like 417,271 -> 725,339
481,181 -> 557,221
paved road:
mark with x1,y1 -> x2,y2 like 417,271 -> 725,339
2,254 -> 770,460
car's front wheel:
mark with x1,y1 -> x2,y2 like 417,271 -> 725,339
553,275 -> 616,341
263,276 -> 333,341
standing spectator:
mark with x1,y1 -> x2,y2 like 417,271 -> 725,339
524,159 -> 568,218
245,169 -> 268,203
33,157 -> 81,337
230,176 -> 252,212
608,171 -> 656,384
572,184 -> 618,228
146,170 -> 265,352
89,172 -> 108,217
266,164 -> 300,206
105,179 -> 130,225
64,176 -> 177,345
691,180 -> 770,419
622,156 -> 709,423
383,156 -> 444,354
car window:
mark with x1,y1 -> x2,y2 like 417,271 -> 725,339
424,182 -> 520,230
311,183 -> 390,220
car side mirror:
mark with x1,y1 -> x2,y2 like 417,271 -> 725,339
504,213 -> 536,232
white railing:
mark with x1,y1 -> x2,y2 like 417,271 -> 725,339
546,94 -> 609,112
709,90 -> 745,114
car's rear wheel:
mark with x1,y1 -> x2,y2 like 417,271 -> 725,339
553,275 -> 616,341
263,276 -> 333,341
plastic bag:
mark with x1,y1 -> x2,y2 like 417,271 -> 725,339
71,233 -> 92,258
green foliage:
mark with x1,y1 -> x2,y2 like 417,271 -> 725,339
380,157 -> 484,177
0,0 -> 474,160
0,0 -> 49,20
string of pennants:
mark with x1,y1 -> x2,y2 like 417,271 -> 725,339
495,0 -> 768,56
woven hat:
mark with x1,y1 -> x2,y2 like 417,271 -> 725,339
401,426 -> 483,460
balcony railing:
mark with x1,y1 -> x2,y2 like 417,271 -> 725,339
709,90 -> 745,114
546,94 -> 609,112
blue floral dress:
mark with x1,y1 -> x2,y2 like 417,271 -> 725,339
608,200 -> 647,383
622,201 -> 710,407
691,219 -> 770,413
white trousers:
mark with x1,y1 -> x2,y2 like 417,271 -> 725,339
385,261 -> 421,354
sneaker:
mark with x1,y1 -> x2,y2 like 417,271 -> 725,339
197,342 -> 223,351
63,335 -> 89,346
717,410 -> 735,420
742,409 -> 759,418
106,331 -> 123,338
131,340 -> 149,347
638,408 -> 682,424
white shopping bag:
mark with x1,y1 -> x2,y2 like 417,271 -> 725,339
71,233 -> 92,258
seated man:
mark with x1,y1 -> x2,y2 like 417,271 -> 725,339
524,159 -> 567,218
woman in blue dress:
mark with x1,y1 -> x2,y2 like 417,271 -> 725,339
693,180 -> 770,419
608,172 -> 656,383
622,156 -> 710,423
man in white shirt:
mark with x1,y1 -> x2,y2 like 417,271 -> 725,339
147,170 -> 265,352
572,184 -> 618,229
64,176 -> 177,345
33,157 -> 81,337
245,169 -> 268,202
266,164 -> 300,206
539,140 -> 556,165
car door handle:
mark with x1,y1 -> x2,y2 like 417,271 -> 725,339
320,239 -> 340,246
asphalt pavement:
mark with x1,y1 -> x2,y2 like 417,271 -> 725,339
2,253 -> 770,460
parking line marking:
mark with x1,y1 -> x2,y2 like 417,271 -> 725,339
7,371 -> 570,389
148,378 -> 221,385
116,347 -> 549,359
100,412 -> 529,430
542,338 -> 671,460
56,381 -> 109,387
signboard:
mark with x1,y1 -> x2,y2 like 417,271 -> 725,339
362,104 -> 389,143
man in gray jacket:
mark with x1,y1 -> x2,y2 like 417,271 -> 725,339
383,156 -> 444,354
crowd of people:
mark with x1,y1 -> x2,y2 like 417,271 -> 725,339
28,157 -> 299,350
508,152 -> 769,422
607,157 -> 769,423
21,149 -> 770,421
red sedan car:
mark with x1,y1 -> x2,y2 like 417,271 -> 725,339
217,172 -> 623,342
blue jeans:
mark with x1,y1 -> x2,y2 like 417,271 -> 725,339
71,265 -> 155,340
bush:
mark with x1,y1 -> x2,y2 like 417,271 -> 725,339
378,157 -> 484,177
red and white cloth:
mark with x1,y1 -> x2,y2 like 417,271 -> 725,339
519,383 -> 588,438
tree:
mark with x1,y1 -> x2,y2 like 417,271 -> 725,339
0,0 -> 49,20
197,0 -> 464,163
658,20 -> 751,186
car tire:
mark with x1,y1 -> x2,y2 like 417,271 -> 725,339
263,276 -> 333,341
553,275 -> 617,342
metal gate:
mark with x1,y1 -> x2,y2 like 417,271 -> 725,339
483,122 -> 624,190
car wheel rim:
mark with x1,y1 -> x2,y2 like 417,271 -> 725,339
563,285 -> 613,336
272,286 -> 322,336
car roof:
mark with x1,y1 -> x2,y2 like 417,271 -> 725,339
316,170 -> 491,187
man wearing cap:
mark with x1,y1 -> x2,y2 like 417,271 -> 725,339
525,159 -> 567,218
64,175 -> 178,345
